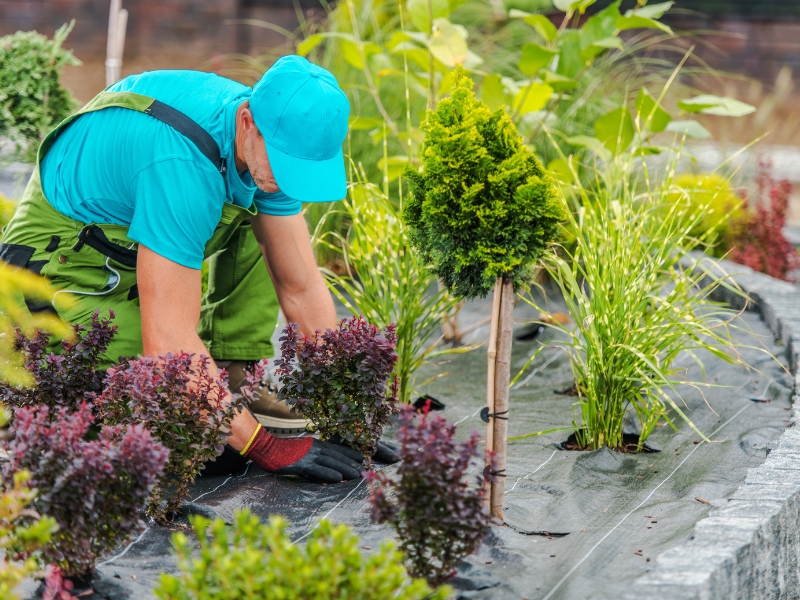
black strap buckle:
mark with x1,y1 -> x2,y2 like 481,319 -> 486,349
73,225 -> 138,268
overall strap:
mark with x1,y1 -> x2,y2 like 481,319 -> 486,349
144,100 -> 228,177
38,91 -> 228,177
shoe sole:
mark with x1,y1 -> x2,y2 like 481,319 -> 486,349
254,413 -> 311,435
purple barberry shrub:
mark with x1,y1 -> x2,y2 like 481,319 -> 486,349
0,310 -> 116,411
367,405 -> 495,586
274,316 -> 399,456
94,353 -> 259,522
4,402 -> 168,578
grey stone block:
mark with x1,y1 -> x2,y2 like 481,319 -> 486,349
633,255 -> 800,600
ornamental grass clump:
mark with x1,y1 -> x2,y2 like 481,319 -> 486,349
1,311 -> 116,411
367,405 -> 495,587
155,510 -> 449,600
519,154 -> 749,451
95,353 -> 258,523
4,403 -> 168,578
275,316 -> 399,456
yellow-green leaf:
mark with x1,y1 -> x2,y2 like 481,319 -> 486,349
594,106 -> 634,155
677,95 -> 756,117
518,43 -> 557,76
615,14 -> 672,34
625,1 -> 673,20
513,82 -> 554,115
665,119 -> 711,139
635,87 -> 671,133
407,0 -> 449,33
349,116 -> 386,130
429,18 -> 468,67
508,11 -> 558,43
297,33 -> 325,56
480,73 -> 507,111
541,70 -> 576,91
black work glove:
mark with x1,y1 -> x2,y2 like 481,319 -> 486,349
274,439 -> 365,483
327,434 -> 401,464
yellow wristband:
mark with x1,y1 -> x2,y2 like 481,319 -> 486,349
240,423 -> 263,456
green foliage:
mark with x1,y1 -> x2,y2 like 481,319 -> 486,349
0,470 -> 58,600
0,193 -> 15,228
0,22 -> 80,164
517,145 -> 750,451
666,174 -> 746,258
154,510 -> 449,600
404,69 -> 565,299
317,179 -> 469,403
0,263 -> 73,388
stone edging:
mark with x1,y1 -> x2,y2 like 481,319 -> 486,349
623,254 -> 800,600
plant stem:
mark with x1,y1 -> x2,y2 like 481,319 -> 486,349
426,0 -> 435,111
484,278 -> 503,508
490,276 -> 514,520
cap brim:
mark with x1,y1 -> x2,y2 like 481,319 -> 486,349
265,140 -> 347,203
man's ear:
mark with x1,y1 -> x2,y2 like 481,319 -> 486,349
238,101 -> 257,134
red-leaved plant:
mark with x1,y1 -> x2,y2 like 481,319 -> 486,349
729,161 -> 799,281
4,402 -> 168,578
275,316 -> 399,457
94,353 -> 260,522
1,311 -> 116,411
366,405 -> 496,586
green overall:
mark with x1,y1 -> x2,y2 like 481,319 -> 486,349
0,92 -> 280,368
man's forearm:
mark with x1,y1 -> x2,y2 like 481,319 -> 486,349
277,270 -> 338,338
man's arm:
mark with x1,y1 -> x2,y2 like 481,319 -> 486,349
250,212 -> 338,336
137,244 -> 259,451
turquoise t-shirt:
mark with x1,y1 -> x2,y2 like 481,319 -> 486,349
40,70 -> 302,269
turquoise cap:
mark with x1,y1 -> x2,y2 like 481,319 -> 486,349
250,55 -> 350,202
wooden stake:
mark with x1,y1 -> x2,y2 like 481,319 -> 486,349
490,276 -> 514,520
105,1 -> 127,86
484,277 -> 503,507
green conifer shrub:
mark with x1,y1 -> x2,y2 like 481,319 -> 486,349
403,68 -> 566,300
154,510 -> 450,600
0,23 -> 80,164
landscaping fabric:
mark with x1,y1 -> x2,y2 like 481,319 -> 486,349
17,292 -> 794,600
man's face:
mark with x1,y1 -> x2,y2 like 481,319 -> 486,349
243,129 -> 281,194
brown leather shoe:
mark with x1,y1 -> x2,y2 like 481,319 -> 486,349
222,360 -> 311,435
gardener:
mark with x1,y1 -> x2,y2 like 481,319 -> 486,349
0,55 -> 397,482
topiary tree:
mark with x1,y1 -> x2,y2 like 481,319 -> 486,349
0,22 -> 80,164
403,68 -> 565,519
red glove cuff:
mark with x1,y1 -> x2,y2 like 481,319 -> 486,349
240,424 -> 313,471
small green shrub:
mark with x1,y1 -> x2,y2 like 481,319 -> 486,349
0,470 -> 59,600
154,510 -> 449,600
0,23 -> 80,164
404,68 -> 565,299
666,174 -> 746,257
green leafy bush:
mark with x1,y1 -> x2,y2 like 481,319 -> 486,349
666,174 -> 745,257
0,22 -> 80,164
0,471 -> 59,600
404,68 -> 565,299
154,510 -> 449,600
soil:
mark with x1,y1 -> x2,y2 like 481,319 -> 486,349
557,432 -> 661,454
